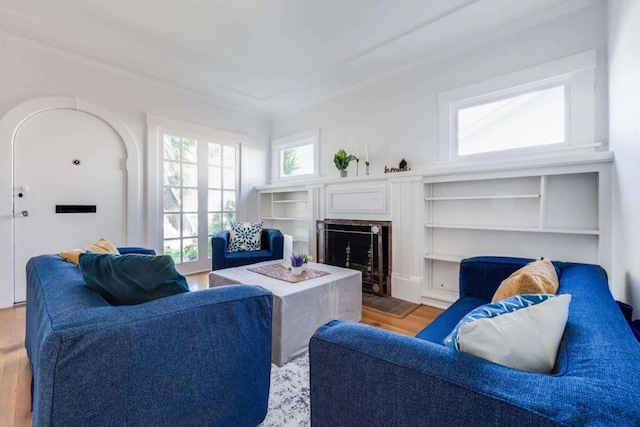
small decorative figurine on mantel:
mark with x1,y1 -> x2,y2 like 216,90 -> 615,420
384,158 -> 410,173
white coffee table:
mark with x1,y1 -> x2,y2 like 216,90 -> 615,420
209,261 -> 362,366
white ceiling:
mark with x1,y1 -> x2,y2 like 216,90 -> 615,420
0,0 -> 592,116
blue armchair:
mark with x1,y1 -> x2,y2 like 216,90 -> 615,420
211,228 -> 284,270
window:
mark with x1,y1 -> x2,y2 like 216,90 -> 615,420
439,51 -> 596,162
272,129 -> 319,181
149,115 -> 244,274
162,135 -> 238,270
456,83 -> 567,156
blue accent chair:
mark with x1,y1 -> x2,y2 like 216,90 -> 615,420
309,256 -> 640,426
25,247 -> 273,426
211,228 -> 284,270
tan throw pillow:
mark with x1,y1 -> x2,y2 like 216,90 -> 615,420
59,237 -> 120,267
492,258 -> 559,302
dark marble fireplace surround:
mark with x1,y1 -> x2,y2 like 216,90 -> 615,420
317,219 -> 392,296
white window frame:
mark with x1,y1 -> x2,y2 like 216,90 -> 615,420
271,128 -> 320,182
147,114 -> 247,273
438,50 -> 596,162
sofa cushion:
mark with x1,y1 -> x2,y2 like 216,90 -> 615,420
492,258 -> 559,302
444,294 -> 571,373
79,253 -> 189,305
228,221 -> 263,253
59,237 -> 120,266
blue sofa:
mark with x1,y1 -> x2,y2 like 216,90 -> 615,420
310,256 -> 640,426
211,228 -> 284,270
26,249 -> 273,426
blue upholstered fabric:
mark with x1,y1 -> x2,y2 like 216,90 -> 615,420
25,250 -> 273,426
79,253 -> 189,305
310,256 -> 640,426
414,296 -> 487,344
211,228 -> 284,270
116,246 -> 156,255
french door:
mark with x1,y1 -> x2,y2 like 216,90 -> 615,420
162,131 -> 239,273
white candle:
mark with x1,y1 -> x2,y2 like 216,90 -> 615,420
365,145 -> 369,163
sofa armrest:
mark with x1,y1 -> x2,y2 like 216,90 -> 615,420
33,285 -> 272,426
211,230 -> 230,270
310,321 -> 562,426
117,246 -> 156,255
263,228 -> 284,257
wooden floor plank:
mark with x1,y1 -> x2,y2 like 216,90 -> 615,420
0,272 -> 442,425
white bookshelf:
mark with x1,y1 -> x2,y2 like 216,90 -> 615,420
422,169 -> 607,307
258,189 -> 312,255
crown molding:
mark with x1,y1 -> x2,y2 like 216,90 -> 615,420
0,28 -> 271,119
273,0 -> 603,119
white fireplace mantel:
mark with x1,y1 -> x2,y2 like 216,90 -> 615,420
255,151 -> 614,308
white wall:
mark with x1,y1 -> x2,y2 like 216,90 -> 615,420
0,35 -> 271,232
272,3 -> 608,178
609,0 -> 640,316
0,34 -> 271,307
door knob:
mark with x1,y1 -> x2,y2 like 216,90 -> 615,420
20,210 -> 29,217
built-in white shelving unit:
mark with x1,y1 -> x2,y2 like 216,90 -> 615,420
422,166 -> 610,308
254,153 -> 613,310
258,189 -> 312,255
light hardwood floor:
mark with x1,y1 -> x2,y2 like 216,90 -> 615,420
0,272 -> 442,427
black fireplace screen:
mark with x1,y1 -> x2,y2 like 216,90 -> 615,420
317,219 -> 391,295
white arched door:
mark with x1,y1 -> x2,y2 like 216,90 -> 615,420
13,109 -> 126,302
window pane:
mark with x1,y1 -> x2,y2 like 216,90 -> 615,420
223,212 -> 236,230
209,166 -> 222,188
182,214 -> 198,237
183,239 -> 198,262
223,145 -> 236,167
163,214 -> 180,238
164,239 -> 181,263
208,213 -> 222,234
209,143 -> 221,166
163,135 -> 181,161
182,163 -> 198,187
280,143 -> 314,177
208,238 -> 213,259
163,161 -> 180,186
457,85 -> 565,156
163,188 -> 180,212
182,138 -> 197,163
208,190 -> 222,211
223,191 -> 236,212
183,189 -> 198,212
223,167 -> 235,189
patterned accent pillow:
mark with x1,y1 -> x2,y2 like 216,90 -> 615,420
443,294 -> 571,373
228,221 -> 263,253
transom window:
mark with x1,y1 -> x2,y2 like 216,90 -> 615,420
456,83 -> 567,156
271,129 -> 319,181
438,51 -> 596,162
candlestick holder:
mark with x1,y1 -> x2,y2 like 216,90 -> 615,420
356,158 -> 359,176
365,161 -> 370,176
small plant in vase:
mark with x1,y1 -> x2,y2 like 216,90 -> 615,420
302,254 -> 313,271
290,254 -> 304,276
334,149 -> 358,178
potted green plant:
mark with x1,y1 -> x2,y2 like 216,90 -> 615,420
334,149 -> 358,177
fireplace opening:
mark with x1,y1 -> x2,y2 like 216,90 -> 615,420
317,219 -> 392,295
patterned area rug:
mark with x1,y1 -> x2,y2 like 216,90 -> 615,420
260,354 -> 310,426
